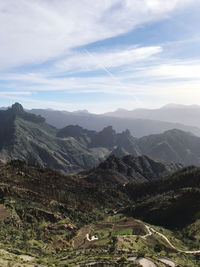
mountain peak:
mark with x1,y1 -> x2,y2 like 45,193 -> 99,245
7,103 -> 46,124
11,102 -> 24,114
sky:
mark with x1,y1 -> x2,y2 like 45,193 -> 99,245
0,0 -> 200,113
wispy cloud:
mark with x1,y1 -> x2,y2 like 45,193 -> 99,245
56,46 -> 162,73
0,0 -> 195,69
0,0 -> 199,111
121,60 -> 200,81
0,45 -> 162,96
135,61 -> 200,80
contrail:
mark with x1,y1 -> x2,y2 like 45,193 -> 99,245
83,48 -> 140,103
83,49 -> 117,80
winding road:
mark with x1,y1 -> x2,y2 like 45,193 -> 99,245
144,225 -> 200,254
84,220 -> 200,267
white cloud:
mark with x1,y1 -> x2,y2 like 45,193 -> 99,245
149,62 -> 200,79
1,65 -> 200,112
0,0 -> 199,111
2,60 -> 200,99
128,60 -> 200,80
0,0 -> 195,69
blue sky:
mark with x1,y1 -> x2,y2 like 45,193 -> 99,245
0,0 -> 200,113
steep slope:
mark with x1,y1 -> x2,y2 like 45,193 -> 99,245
0,103 -> 109,172
83,155 -> 182,185
138,129 -> 200,166
0,102 -> 45,157
30,108 -> 200,137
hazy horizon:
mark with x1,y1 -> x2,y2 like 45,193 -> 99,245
2,102 -> 200,115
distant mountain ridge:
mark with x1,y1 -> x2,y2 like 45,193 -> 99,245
29,107 -> 200,138
2,104 -> 200,137
104,103 -> 200,128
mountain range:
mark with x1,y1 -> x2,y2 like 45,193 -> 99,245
30,105 -> 200,138
1,103 -> 200,173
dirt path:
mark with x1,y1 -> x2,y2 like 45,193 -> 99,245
145,225 -> 200,254
142,225 -> 152,239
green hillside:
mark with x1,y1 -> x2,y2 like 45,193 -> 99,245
0,159 -> 199,265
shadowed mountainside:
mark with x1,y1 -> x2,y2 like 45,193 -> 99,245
124,165 -> 200,232
138,129 -> 200,166
0,103 -> 109,172
84,154 -> 182,185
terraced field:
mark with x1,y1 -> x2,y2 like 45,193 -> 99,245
73,216 -> 147,249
